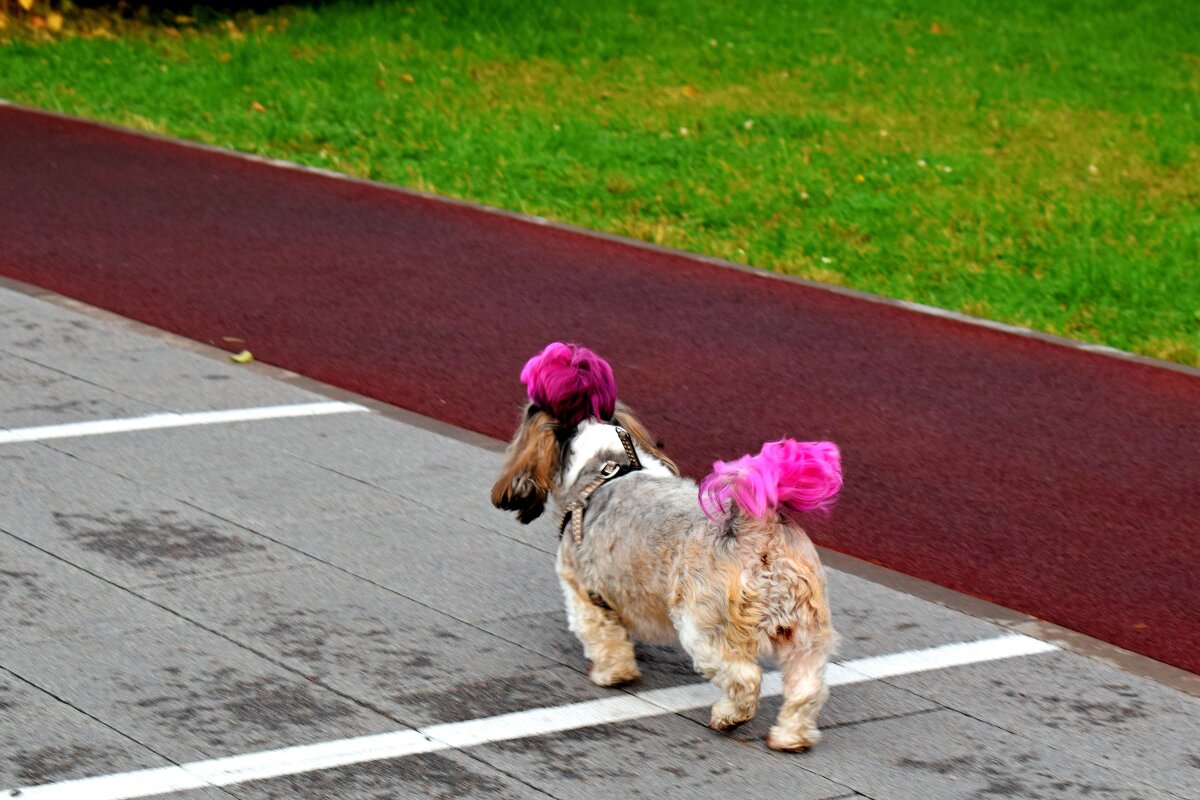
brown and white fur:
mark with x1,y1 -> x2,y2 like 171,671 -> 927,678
491,402 -> 837,751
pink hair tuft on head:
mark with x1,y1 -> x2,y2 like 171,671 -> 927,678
520,342 -> 617,427
699,438 -> 842,524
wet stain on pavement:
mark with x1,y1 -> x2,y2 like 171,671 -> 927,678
1001,688 -> 1150,728
128,666 -> 360,750
0,569 -> 46,601
240,753 -> 517,800
897,753 -> 1126,798
13,743 -> 125,784
391,669 -> 596,724
254,608 -> 336,666
55,509 -> 264,572
219,679 -> 359,729
7,317 -> 100,352
0,569 -> 48,627
3,400 -> 97,416
896,755 -> 975,776
238,604 -> 450,687
488,722 -> 662,782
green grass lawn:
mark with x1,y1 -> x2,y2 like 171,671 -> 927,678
3,0 -> 1198,365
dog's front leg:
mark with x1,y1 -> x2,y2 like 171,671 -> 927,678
558,560 -> 640,687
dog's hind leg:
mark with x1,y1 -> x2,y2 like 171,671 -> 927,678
558,566 -> 640,687
674,611 -> 762,731
767,637 -> 833,751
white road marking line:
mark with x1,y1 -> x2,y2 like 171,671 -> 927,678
829,634 -> 1059,681
195,730 -> 443,788
9,633 -> 1057,800
0,402 -> 368,444
423,695 -> 666,750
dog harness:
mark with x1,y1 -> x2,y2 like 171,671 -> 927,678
558,425 -> 643,546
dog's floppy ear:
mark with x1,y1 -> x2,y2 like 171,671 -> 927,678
491,406 -> 562,524
611,401 -> 680,476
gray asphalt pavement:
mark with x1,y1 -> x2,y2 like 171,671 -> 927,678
1,284 -> 1196,800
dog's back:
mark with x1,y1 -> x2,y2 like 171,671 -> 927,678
558,430 -> 839,665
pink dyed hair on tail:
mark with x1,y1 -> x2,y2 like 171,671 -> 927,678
520,342 -> 617,427
699,438 -> 842,524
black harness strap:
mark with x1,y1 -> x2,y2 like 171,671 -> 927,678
559,426 -> 642,546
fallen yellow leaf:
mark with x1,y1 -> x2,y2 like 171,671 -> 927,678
400,73 -> 415,84
682,85 -> 699,98
18,0 -> 33,11
250,101 -> 266,113
0,14 -> 8,30
221,336 -> 245,343
46,11 -> 63,32
229,350 -> 254,364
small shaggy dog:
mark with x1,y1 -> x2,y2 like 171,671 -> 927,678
491,342 -> 842,751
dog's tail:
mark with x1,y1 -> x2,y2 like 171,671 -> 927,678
698,439 -> 842,526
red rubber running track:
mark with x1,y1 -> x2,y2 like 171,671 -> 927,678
2,105 -> 1197,673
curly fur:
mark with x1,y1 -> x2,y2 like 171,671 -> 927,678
492,409 -> 839,752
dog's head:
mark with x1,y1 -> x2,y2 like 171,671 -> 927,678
491,342 -> 679,523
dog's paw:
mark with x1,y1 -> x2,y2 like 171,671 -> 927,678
766,724 -> 820,752
709,699 -> 755,731
589,663 -> 640,687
